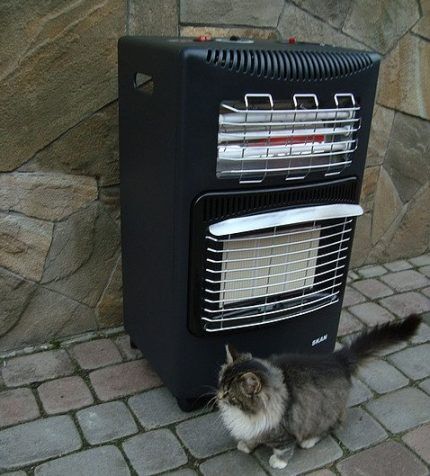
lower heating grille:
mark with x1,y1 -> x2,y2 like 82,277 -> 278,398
199,204 -> 361,333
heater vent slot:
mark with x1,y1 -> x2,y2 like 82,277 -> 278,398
206,49 -> 372,80
201,214 -> 354,333
217,93 -> 360,183
200,179 -> 358,222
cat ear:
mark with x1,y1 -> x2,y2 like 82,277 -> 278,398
225,344 -> 239,364
240,372 -> 262,396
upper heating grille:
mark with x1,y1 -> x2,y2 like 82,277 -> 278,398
206,49 -> 373,80
217,93 -> 360,183
200,204 -> 362,333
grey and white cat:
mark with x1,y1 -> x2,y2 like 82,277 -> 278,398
217,314 -> 421,469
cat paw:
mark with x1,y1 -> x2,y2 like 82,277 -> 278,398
269,454 -> 287,469
237,441 -> 251,454
299,436 -> 320,449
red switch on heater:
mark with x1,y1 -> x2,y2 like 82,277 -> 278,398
288,36 -> 297,44
194,34 -> 212,42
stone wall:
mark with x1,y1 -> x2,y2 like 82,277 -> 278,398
1,0 -> 429,351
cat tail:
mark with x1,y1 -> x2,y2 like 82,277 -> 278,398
335,314 -> 421,373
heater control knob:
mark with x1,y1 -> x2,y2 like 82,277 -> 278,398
194,34 -> 212,42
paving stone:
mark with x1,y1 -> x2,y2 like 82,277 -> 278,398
256,436 -> 342,476
422,287 -> 430,298
337,440 -> 427,476
419,265 -> 430,278
115,335 -> 143,360
366,387 -> 430,433
2,350 -> 74,387
71,339 -> 122,370
357,265 -> 387,278
411,323 -> 430,344
349,302 -> 395,326
123,429 -> 187,475
384,260 -> 413,272
337,310 -> 364,337
37,376 -> 93,414
128,387 -> 205,430
379,292 -> 430,318
34,446 -> 130,476
409,255 -> 430,267
388,344 -> 430,379
342,287 -> 367,307
348,270 -> 359,281
402,422 -> 430,464
2,472 -> 27,476
419,378 -> 430,395
168,471 -> 198,476
376,340 -> 407,356
77,401 -> 137,445
357,359 -> 409,394
90,359 -> 162,401
0,416 -> 81,470
306,471 -> 336,476
0,388 -> 39,427
352,279 -> 393,299
334,407 -> 387,451
347,377 -> 373,407
176,412 -> 235,459
380,270 -> 430,292
200,450 -> 266,476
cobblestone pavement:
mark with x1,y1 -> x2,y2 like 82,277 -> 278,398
1,254 -> 430,475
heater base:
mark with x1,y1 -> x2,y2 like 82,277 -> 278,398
176,395 -> 213,413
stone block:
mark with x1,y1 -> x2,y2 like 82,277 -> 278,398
380,270 -> 429,292
130,0 -> 178,36
90,360 -> 162,401
0,268 -> 35,338
0,388 -> 39,428
180,0 -> 284,27
96,256 -> 123,328
37,376 -> 93,414
366,104 -> 395,167
357,359 -> 409,394
180,26 -> 278,40
366,387 -> 430,433
128,387 -> 205,430
0,287 -> 96,351
352,279 -> 393,299
378,35 -> 430,120
0,213 -> 53,282
3,350 -> 74,387
278,4 -> 365,49
42,203 -> 120,307
410,254 -> 430,267
292,0 -> 351,28
0,0 -> 126,171
34,446 -> 130,476
349,302 -> 395,326
77,401 -> 137,445
357,265 -> 387,278
176,412 -> 235,458
21,103 -> 119,187
256,436 -> 342,476
123,429 -> 187,475
0,416 -> 81,470
347,377 -> 373,407
385,260 -> 413,272
337,441 -> 427,476
411,322 -> 430,344
337,310 -> 364,337
342,286 -> 367,307
200,451 -> 266,476
388,344 -> 430,379
0,173 -> 97,221
342,0 -> 419,53
379,291 -> 430,317
334,407 -> 387,451
403,422 -> 430,465
371,168 -> 403,244
71,338 -> 122,370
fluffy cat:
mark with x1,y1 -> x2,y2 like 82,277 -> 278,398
217,314 -> 421,469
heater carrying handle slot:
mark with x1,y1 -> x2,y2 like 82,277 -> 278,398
208,204 -> 363,236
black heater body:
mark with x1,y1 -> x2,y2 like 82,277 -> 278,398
118,37 -> 380,408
